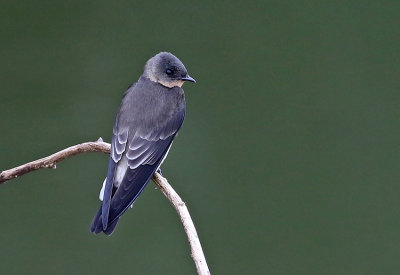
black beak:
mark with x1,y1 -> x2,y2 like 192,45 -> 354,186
181,75 -> 196,83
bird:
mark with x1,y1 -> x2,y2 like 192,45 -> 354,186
90,52 -> 195,235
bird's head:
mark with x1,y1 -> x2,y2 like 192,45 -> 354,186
143,52 -> 196,88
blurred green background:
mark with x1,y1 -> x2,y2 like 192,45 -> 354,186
1,1 -> 400,274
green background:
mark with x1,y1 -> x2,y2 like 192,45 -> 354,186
1,1 -> 400,274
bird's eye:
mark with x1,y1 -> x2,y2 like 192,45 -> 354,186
166,69 -> 173,75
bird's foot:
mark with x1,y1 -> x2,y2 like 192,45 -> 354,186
156,167 -> 163,175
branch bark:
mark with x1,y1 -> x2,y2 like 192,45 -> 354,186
153,172 -> 210,275
0,138 -> 210,275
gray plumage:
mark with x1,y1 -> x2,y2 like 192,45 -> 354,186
91,52 -> 195,235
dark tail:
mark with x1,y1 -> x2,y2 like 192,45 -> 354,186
90,204 -> 119,235
103,218 -> 119,235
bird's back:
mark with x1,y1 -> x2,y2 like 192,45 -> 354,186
118,77 -> 186,136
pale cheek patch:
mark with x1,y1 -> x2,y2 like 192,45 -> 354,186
158,80 -> 184,88
147,74 -> 184,88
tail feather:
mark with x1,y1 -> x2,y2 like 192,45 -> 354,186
90,206 -> 103,233
104,218 -> 119,235
90,204 -> 120,235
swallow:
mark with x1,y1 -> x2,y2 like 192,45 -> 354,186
91,52 -> 195,235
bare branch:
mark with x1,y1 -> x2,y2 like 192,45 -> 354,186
153,173 -> 210,275
0,138 -> 210,275
0,138 -> 110,184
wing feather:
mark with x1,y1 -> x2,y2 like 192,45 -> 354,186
107,135 -> 174,219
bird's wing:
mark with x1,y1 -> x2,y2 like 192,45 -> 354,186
107,135 -> 175,221
100,126 -> 129,228
101,102 -> 185,230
